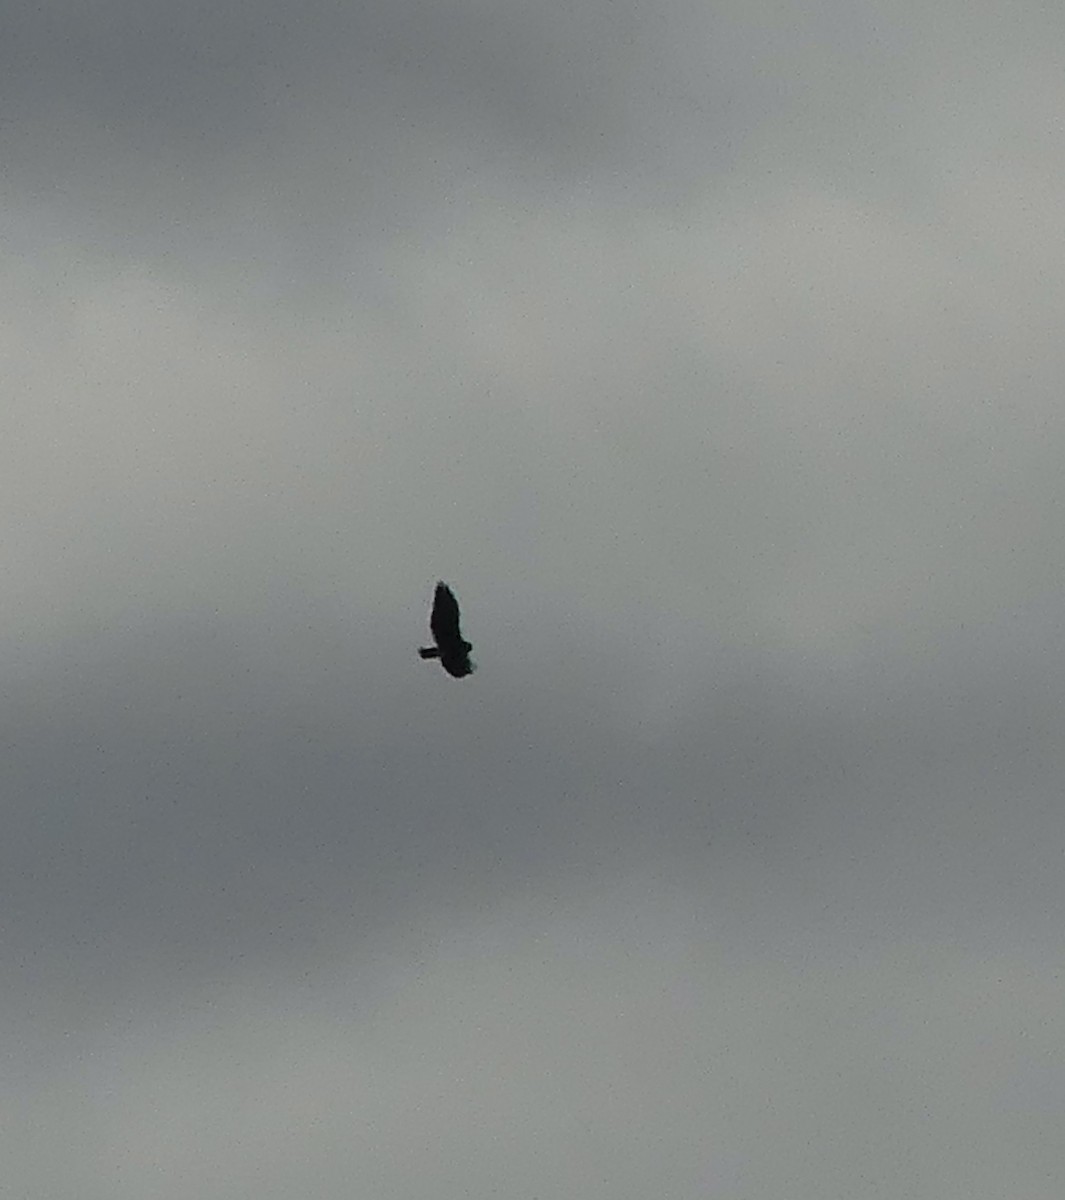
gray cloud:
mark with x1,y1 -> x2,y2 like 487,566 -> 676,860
3,0 -> 1065,1194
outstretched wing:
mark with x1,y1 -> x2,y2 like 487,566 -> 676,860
430,582 -> 464,649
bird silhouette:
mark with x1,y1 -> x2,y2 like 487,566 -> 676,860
419,582 -> 475,677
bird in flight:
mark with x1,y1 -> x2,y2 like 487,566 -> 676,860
419,582 -> 475,678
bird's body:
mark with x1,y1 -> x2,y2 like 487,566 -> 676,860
419,582 -> 475,677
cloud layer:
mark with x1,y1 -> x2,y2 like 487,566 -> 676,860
3,0 -> 1065,1194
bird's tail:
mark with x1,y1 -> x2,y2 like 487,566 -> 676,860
419,646 -> 440,659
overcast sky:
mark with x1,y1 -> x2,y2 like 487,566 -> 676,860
2,0 -> 1065,1195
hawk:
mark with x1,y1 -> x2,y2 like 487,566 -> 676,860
419,582 -> 475,678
